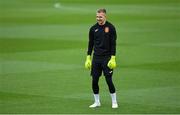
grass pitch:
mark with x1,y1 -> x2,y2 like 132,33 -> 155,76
0,0 -> 180,114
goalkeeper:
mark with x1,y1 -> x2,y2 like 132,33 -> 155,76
85,8 -> 118,108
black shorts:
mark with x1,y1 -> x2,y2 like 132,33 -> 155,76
91,55 -> 113,77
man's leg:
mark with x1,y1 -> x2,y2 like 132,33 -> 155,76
103,57 -> 118,108
89,58 -> 102,108
105,75 -> 115,93
89,75 -> 101,108
92,75 -> 100,94
105,75 -> 118,108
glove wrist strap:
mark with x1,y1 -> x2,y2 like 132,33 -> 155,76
111,56 -> 116,59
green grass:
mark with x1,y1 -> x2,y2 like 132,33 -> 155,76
0,0 -> 180,114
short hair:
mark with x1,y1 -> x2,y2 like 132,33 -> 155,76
97,8 -> 106,14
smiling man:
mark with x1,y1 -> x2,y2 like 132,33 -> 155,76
85,8 -> 118,108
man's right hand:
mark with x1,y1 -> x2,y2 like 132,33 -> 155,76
85,55 -> 92,70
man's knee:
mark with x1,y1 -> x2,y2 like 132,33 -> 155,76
92,75 -> 100,82
92,76 -> 100,94
105,75 -> 116,93
105,75 -> 112,83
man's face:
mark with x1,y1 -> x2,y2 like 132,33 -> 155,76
96,12 -> 106,25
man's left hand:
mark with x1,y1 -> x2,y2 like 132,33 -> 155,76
107,56 -> 117,69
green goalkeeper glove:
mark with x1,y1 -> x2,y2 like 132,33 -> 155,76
85,55 -> 92,70
107,56 -> 117,69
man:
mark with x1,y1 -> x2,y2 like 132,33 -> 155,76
85,8 -> 118,108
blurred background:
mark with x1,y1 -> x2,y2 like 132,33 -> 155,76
0,0 -> 180,114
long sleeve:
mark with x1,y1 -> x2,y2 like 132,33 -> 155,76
110,26 -> 117,56
87,27 -> 94,55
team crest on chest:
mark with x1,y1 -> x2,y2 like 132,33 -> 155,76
105,27 -> 109,33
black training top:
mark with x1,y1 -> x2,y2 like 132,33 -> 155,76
87,21 -> 117,56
